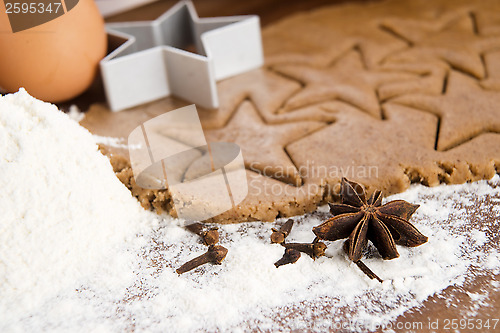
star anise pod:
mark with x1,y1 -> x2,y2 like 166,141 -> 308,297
313,178 -> 428,281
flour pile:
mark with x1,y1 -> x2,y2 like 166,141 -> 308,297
106,178 -> 500,332
0,90 -> 154,329
0,90 -> 499,332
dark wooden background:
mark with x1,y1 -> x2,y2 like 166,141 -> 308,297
106,0 -> 370,26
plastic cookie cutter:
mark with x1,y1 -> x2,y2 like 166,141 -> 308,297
100,0 -> 263,111
128,104 -> 248,221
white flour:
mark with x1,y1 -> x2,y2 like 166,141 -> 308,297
0,90 -> 156,330
0,90 -> 499,332
93,135 -> 142,150
67,104 -> 85,123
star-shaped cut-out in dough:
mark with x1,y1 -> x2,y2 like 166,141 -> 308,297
382,13 -> 500,79
198,69 -> 338,129
378,61 -> 448,101
393,70 -> 500,151
476,10 -> 500,36
263,20 -> 356,67
273,50 -> 415,118
262,3 -> 408,68
482,50 -> 500,91
287,103 -> 439,195
204,101 -> 325,187
287,102 -> 500,197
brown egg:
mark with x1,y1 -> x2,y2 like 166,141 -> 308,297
0,0 -> 107,103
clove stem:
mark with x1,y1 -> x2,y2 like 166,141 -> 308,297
176,245 -> 228,274
355,260 -> 383,283
283,241 -> 327,259
275,248 -> 301,268
185,222 -> 204,235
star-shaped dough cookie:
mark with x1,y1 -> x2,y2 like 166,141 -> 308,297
382,13 -> 500,79
204,101 -> 325,187
287,103 -> 439,196
273,50 -> 415,118
393,70 -> 500,151
287,102 -> 500,197
199,69 -> 337,129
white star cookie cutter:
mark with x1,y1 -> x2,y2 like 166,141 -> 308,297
100,0 -> 263,111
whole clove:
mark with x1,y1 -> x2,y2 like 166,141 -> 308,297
185,222 -> 220,246
274,248 -> 301,268
271,219 -> 294,244
176,245 -> 228,274
283,238 -> 327,259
